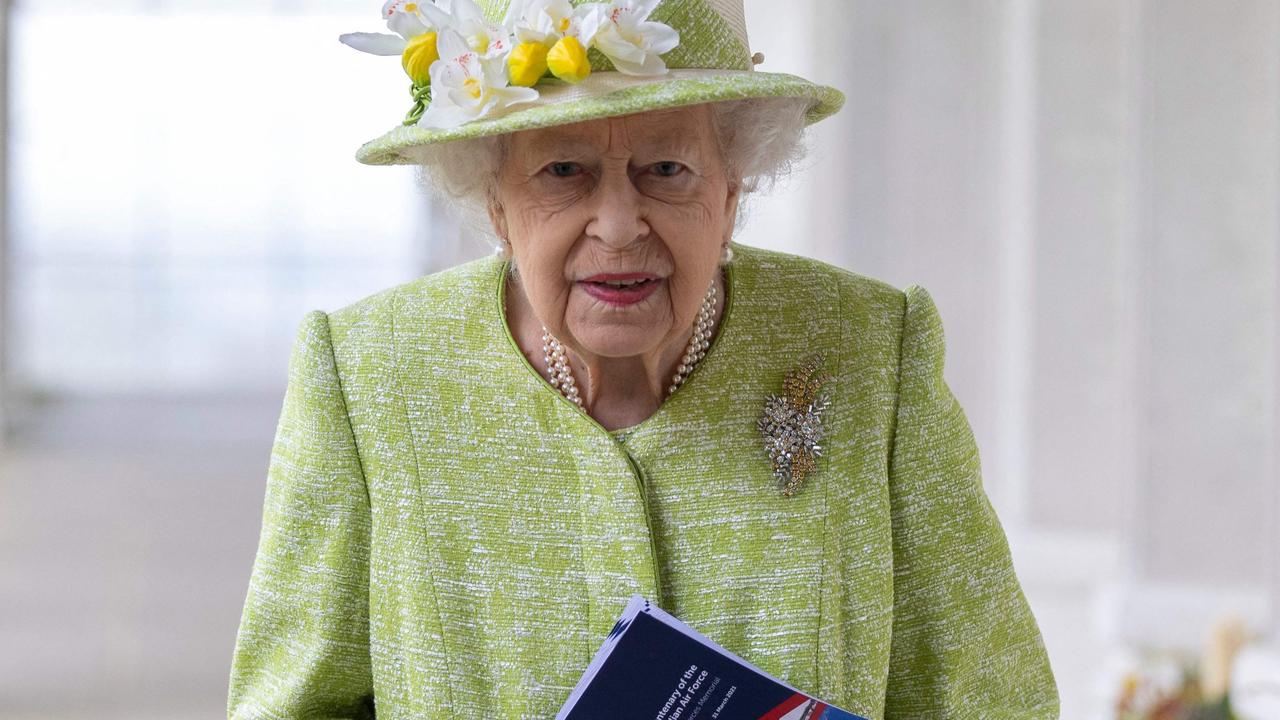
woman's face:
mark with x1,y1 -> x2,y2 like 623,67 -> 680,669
490,104 -> 739,360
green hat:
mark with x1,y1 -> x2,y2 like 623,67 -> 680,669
340,0 -> 845,166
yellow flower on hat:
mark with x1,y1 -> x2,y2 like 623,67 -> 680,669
547,35 -> 592,83
400,31 -> 440,85
506,0 -> 605,84
507,41 -> 550,87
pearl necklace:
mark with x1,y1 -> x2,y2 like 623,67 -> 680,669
540,280 -> 719,408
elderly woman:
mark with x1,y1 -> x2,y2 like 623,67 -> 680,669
227,1 -> 1059,718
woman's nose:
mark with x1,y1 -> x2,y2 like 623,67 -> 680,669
585,166 -> 650,248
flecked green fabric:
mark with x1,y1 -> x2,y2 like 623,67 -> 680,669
352,0 -> 846,165
226,241 -> 1060,719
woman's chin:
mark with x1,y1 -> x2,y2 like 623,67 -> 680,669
567,314 -> 672,359
570,331 -> 667,360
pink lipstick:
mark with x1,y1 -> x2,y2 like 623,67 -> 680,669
577,272 -> 663,307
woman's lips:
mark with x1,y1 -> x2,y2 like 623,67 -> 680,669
577,275 -> 663,307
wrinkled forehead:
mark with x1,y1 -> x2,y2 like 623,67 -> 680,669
512,106 -> 717,156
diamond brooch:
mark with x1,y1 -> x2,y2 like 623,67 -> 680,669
757,353 -> 832,497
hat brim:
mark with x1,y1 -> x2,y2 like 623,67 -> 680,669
354,68 -> 845,166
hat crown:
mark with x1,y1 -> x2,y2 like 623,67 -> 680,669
476,0 -> 754,71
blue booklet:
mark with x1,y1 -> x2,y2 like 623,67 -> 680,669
557,595 -> 869,720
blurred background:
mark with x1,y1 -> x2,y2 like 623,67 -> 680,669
0,0 -> 1277,718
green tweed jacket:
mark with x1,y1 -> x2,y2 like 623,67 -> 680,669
227,241 -> 1059,719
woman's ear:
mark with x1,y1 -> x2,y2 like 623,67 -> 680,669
722,177 -> 742,242
487,196 -> 509,241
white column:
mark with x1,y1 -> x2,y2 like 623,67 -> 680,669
0,0 -> 10,450
1274,178 -> 1280,638
992,0 -> 1038,528
1272,227 -> 1280,640
1271,5 -> 1280,638
1024,0 -> 1140,538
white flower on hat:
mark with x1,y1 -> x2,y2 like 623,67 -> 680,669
338,0 -> 682,130
593,0 -> 680,75
435,0 -> 516,58
418,28 -> 539,129
338,1 -> 433,57
340,0 -> 518,92
502,0 -> 605,85
504,0 -> 601,46
384,1 -> 433,41
339,1 -> 511,60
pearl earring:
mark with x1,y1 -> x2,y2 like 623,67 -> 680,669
495,239 -> 512,260
721,243 -> 734,265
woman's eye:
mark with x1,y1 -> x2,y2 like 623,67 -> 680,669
652,161 -> 686,177
546,161 -> 582,178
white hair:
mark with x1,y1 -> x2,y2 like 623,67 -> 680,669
403,96 -> 814,250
